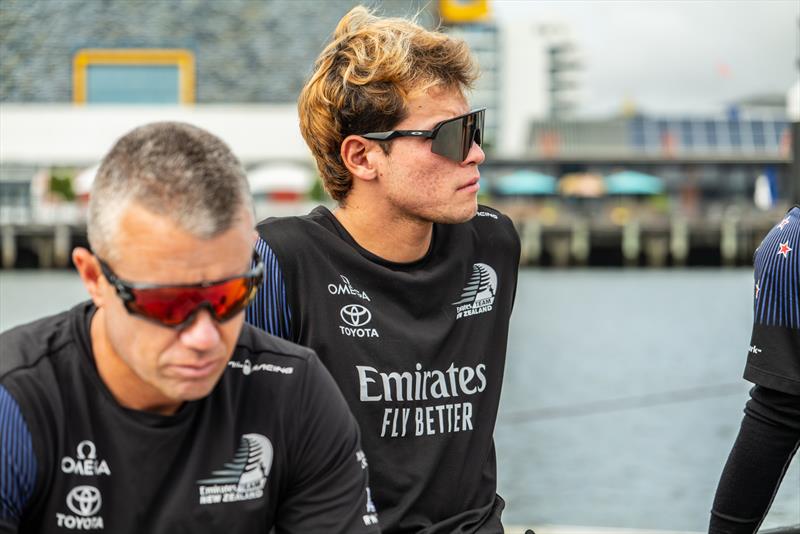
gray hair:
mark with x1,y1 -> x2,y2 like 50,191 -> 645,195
88,122 -> 253,261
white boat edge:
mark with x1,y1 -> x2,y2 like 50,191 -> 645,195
506,526 -> 702,534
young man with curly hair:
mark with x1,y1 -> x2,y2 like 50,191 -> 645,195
248,6 -> 520,533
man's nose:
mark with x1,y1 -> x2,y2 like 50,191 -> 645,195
464,138 -> 485,166
179,308 -> 221,351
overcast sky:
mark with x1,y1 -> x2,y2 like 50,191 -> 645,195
492,0 -> 799,116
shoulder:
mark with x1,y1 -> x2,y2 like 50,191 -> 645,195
475,204 -> 507,221
755,206 -> 799,274
752,206 -> 800,330
0,307 -> 82,492
474,204 -> 516,230
467,204 -> 520,248
227,324 -> 326,388
256,206 -> 331,236
0,304 -> 81,380
227,326 -> 345,418
255,206 -> 335,263
236,323 -> 315,363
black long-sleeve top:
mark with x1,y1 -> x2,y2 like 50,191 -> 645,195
710,385 -> 800,533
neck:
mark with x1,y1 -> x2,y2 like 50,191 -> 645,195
90,309 -> 180,416
334,200 -> 433,263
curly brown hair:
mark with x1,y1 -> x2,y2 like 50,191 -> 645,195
297,5 -> 478,203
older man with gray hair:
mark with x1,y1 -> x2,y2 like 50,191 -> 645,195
0,122 -> 379,534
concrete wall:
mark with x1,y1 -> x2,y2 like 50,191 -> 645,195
0,104 -> 309,165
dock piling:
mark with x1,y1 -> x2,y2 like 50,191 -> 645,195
670,217 -> 689,266
54,225 -> 71,268
1,225 -> 16,269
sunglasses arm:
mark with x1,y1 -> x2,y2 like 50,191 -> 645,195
361,130 -> 435,141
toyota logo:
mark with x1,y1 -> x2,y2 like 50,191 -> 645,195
340,304 -> 372,327
67,485 -> 102,517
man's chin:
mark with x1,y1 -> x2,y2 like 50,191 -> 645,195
436,203 -> 478,225
171,376 -> 223,403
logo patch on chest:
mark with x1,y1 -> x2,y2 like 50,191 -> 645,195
327,274 -> 371,301
61,440 -> 111,477
339,304 -> 380,338
56,485 -> 104,530
453,263 -> 498,319
197,434 -> 272,505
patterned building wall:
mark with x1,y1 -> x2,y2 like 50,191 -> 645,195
0,0 -> 433,103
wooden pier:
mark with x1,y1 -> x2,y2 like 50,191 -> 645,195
0,211 -> 779,269
514,216 -> 773,267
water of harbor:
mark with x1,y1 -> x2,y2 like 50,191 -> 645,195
1,269 -> 798,531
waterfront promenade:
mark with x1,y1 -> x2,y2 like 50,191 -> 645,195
0,199 -> 789,269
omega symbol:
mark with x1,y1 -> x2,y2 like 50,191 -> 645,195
76,440 -> 96,459
66,486 -> 102,517
340,304 -> 372,327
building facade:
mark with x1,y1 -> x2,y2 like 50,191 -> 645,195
0,0 -> 434,104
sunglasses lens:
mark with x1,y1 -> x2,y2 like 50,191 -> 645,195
431,116 -> 467,162
431,109 -> 485,162
128,276 -> 257,326
473,109 -> 484,147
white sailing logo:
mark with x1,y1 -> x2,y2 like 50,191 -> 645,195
197,433 -> 272,505
453,263 -> 498,319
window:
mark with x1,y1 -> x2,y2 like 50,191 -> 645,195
629,116 -> 646,149
680,120 -> 694,149
773,121 -> 787,149
73,49 -> 195,104
704,120 -> 717,147
750,120 -> 765,149
727,121 -> 741,148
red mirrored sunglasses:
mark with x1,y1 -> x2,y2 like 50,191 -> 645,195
96,252 -> 263,328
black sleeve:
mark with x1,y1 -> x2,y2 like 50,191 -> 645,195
502,212 -> 521,312
275,354 -> 380,534
709,385 -> 800,533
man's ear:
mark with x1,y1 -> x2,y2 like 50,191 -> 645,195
72,247 -> 106,308
341,135 -> 381,183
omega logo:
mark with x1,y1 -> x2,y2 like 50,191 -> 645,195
76,441 -> 95,460
340,304 -> 372,327
66,486 -> 102,517
61,440 -> 111,476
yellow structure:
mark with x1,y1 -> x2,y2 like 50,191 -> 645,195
72,49 -> 195,104
438,0 -> 490,24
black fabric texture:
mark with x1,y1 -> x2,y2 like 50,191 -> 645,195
255,205 -> 520,534
0,302 -> 378,534
745,325 -> 800,395
709,387 -> 800,534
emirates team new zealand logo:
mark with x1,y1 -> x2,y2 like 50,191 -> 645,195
197,433 -> 272,505
453,263 -> 498,320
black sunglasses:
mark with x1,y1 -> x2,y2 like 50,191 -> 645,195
97,251 -> 264,329
360,108 -> 485,163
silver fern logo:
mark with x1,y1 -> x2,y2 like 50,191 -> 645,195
197,433 -> 273,505
453,263 -> 498,319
